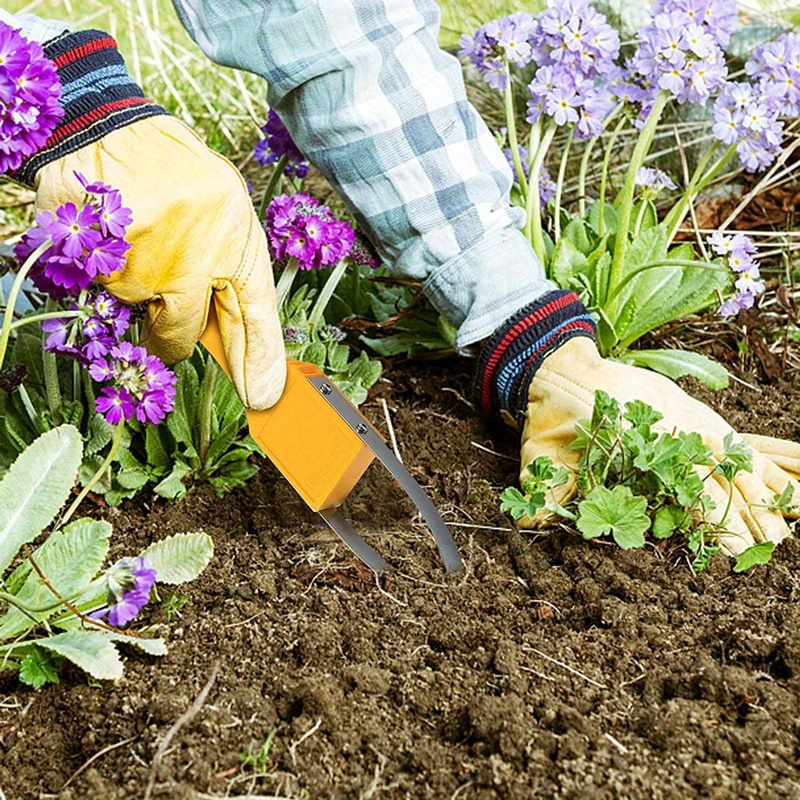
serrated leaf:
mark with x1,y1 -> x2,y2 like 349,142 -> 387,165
0,426 -> 83,574
733,541 -> 775,573
577,485 -> 649,549
0,519 -> 112,639
625,349 -> 729,390
139,532 -> 214,584
653,505 -> 686,539
153,461 -> 193,500
37,630 -> 124,681
500,486 -> 545,520
145,425 -> 170,469
19,646 -> 60,689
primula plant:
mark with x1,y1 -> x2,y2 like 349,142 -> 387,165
501,391 -> 784,573
0,425 -> 213,688
459,0 -> 797,388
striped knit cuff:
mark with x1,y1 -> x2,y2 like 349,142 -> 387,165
475,290 -> 596,427
12,30 -> 168,187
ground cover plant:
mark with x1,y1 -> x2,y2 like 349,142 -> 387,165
1,0 -> 800,797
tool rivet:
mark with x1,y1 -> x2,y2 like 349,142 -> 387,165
320,383 -> 332,395
355,422 -> 368,435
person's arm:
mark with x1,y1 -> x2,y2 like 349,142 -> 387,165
0,8 -> 67,42
170,0 -> 556,348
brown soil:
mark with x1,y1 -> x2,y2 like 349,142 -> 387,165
2,359 -> 800,800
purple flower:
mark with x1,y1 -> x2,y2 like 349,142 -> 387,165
265,193 -> 355,271
710,232 -> 765,317
635,166 -> 677,192
96,386 -> 135,425
253,109 -> 309,179
47,203 -> 102,258
93,557 -> 157,628
0,23 -> 63,174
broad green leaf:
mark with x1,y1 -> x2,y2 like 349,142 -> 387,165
563,218 -> 594,254
771,484 -> 795,514
140,532 -> 214,584
166,360 -> 199,446
327,342 -> 350,372
653,505 -> 687,539
624,349 -> 729,390
304,341 -> 326,367
208,461 -> 258,495
153,461 -> 193,500
550,235 -> 588,289
587,201 -> 618,235
631,199 -> 658,232
0,426 -> 83,574
37,630 -> 124,681
0,519 -> 112,639
19,646 -> 60,689
733,541 -> 775,573
145,425 -> 171,469
577,485 -> 649,549
500,486 -> 544,520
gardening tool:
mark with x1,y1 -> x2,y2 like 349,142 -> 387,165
200,303 -> 462,574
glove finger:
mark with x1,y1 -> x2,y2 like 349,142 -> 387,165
741,433 -> 800,480
752,455 -> 800,519
709,468 -> 791,548
215,219 -> 286,410
701,470 -> 757,556
141,281 -> 210,364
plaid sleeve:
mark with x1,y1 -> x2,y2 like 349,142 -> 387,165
171,0 -> 555,347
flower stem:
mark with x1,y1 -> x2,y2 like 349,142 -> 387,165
274,258 -> 300,313
258,154 -> 289,221
664,142 -> 734,243
504,82 -> 528,200
58,421 -> 125,530
597,115 -> 627,236
579,102 -> 623,218
524,122 -> 556,266
42,301 -> 62,417
553,127 -> 574,242
9,310 -> 81,330
0,241 -> 51,370
309,257 -> 350,330
608,91 -> 670,305
198,358 -> 220,466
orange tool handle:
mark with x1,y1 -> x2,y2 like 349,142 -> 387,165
199,304 -> 374,511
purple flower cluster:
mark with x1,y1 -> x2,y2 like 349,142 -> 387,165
625,0 -> 733,107
254,109 -> 309,179
708,232 -> 765,316
42,291 -> 176,425
92,556 -> 157,628
0,22 -> 63,174
503,144 -> 557,204
712,82 -> 784,172
265,193 -> 355,271
708,31 -> 798,172
14,173 -> 132,300
459,3 -> 619,139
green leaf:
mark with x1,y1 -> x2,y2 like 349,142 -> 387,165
631,199 -> 658,231
653,505 -> 687,539
623,399 -> 663,429
37,630 -> 124,681
0,519 -> 112,639
550,235 -> 589,289
500,486 -> 545,520
0,426 -> 83,574
770,484 -> 795,514
153,460 -> 193,500
563,218 -> 594,254
166,361 -> 199,446
624,349 -> 729,390
139,532 -> 214,584
145,425 -> 171,469
587,201 -> 618,235
577,485 -> 650,549
19,646 -> 60,689
733,541 -> 775,573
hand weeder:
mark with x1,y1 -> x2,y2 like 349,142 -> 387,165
200,302 -> 462,575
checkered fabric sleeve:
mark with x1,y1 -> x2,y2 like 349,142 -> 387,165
11,29 -> 167,187
475,291 -> 597,427
171,0 -> 556,347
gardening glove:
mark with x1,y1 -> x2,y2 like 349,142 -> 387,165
477,291 -> 799,556
13,30 -> 286,410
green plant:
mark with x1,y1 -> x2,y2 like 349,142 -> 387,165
162,592 -> 190,622
240,729 -> 278,772
0,425 -> 214,687
501,390 -> 787,572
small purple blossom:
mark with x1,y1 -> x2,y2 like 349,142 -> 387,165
710,232 -> 765,318
265,193 -> 355,271
0,23 -> 63,174
635,166 -> 677,193
254,109 -> 309,179
92,557 -> 157,628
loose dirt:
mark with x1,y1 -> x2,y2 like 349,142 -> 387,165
2,358 -> 800,800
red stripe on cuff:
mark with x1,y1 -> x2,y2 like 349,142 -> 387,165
44,97 -> 153,145
52,36 -> 119,68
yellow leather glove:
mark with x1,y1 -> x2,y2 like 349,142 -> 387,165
520,338 -> 800,555
15,30 -> 284,410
